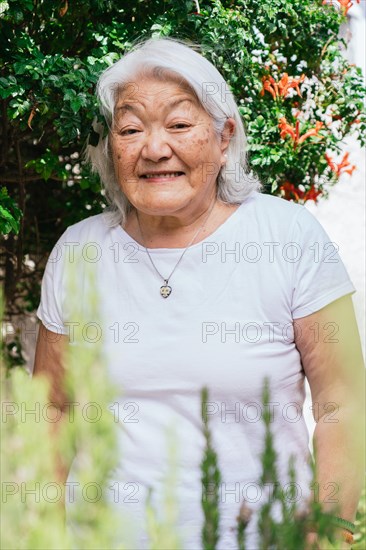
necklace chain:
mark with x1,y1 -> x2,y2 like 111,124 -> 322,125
136,200 -> 216,296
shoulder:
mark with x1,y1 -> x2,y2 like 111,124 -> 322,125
240,191 -> 308,233
235,192 -> 329,247
245,191 -> 304,218
59,212 -> 114,244
46,212 -> 116,266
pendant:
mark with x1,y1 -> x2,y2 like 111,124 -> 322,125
160,280 -> 172,298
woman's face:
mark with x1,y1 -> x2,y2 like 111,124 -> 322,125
109,75 -> 234,217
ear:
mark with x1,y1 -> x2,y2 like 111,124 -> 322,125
220,117 -> 236,164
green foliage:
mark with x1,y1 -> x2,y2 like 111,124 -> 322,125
1,0 -> 364,197
0,186 -> 22,234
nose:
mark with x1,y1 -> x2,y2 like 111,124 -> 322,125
141,127 -> 173,162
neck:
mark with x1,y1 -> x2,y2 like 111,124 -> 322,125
132,196 -> 219,248
122,198 -> 240,249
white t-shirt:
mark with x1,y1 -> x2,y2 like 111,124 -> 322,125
37,191 -> 356,549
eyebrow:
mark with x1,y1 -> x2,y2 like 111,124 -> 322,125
115,97 -> 196,115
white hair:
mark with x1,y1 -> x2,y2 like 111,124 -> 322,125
87,36 -> 262,226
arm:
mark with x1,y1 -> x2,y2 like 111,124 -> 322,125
33,323 -> 74,487
294,295 -> 365,545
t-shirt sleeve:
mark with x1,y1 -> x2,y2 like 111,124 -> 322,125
36,229 -> 69,335
290,206 -> 356,319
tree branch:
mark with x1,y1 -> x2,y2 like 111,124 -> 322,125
15,140 -> 25,283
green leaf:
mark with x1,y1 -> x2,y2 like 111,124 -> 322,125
0,187 -> 22,235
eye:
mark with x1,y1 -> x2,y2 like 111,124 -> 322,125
119,128 -> 140,136
170,123 -> 191,129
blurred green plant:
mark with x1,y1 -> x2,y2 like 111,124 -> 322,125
353,483 -> 366,549
2,337 -> 365,548
200,378 -> 366,550
0,265 -> 182,549
145,426 -> 182,549
201,386 -> 221,549
1,264 -> 126,548
255,377 -> 342,550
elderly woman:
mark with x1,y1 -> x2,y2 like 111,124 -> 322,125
34,37 -> 365,549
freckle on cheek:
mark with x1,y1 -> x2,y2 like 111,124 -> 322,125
117,155 -> 121,160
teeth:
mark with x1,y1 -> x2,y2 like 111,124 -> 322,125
144,173 -> 181,178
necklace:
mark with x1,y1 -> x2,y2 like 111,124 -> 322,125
136,200 -> 216,298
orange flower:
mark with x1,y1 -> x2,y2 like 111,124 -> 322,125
278,73 -> 305,98
322,0 -> 360,16
261,73 -> 305,99
279,117 -> 298,140
298,121 -> 324,145
279,182 -> 322,203
278,117 -> 324,149
260,75 -> 278,100
279,181 -> 301,201
303,186 -> 322,202
325,152 -> 356,176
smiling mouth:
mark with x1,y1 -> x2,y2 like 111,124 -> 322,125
140,172 -> 185,179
